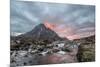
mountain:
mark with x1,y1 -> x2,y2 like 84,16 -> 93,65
11,23 -> 68,49
26,24 -> 62,40
18,24 -> 64,42
74,35 -> 95,44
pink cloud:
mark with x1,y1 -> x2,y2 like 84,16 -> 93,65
44,22 -> 95,40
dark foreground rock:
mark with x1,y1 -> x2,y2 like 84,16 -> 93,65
76,35 -> 95,62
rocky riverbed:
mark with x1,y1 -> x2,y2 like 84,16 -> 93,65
10,40 -> 78,66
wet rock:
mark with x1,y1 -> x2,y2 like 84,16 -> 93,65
10,51 -> 40,66
52,48 -> 60,53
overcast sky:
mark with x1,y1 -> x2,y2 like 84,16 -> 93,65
10,0 -> 95,40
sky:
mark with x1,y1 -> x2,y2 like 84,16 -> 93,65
10,0 -> 95,40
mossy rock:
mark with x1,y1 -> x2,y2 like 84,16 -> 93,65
77,43 -> 95,62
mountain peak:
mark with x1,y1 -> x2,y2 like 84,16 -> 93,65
37,23 -> 45,27
18,23 -> 63,42
44,22 -> 56,30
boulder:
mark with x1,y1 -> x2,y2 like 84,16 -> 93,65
77,35 -> 95,62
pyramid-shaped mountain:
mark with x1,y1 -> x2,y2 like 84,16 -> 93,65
17,24 -> 63,42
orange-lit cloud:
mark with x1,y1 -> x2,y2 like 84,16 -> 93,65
44,22 -> 76,40
44,21 -> 56,29
44,22 -> 95,40
67,35 -> 80,40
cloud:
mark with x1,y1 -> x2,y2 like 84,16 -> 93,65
10,1 -> 95,39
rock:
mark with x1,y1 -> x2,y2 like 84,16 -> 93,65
77,43 -> 95,62
57,51 -> 66,55
77,35 -> 95,62
10,51 -> 41,66
52,48 -> 60,53
57,43 -> 65,48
